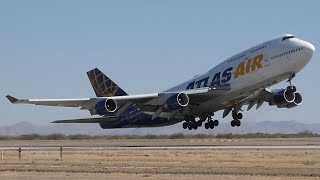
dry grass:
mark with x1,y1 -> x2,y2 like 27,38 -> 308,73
0,139 -> 320,178
2,148 -> 320,166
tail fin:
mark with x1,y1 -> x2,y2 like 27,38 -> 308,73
87,68 -> 128,97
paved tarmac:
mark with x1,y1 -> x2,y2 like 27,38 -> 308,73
1,145 -> 320,150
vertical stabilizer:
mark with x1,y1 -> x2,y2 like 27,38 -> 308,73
87,68 -> 128,97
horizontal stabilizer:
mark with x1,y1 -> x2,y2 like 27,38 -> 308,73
51,116 -> 118,123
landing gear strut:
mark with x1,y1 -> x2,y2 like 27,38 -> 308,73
287,73 -> 297,93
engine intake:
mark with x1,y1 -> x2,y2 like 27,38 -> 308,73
269,89 -> 295,107
164,93 -> 189,111
104,99 -> 117,112
284,92 -> 303,108
91,98 -> 118,115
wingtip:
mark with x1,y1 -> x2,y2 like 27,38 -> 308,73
51,120 -> 63,123
6,95 -> 18,103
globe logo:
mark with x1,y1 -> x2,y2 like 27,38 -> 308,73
88,69 -> 119,97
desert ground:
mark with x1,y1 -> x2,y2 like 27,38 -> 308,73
0,138 -> 320,179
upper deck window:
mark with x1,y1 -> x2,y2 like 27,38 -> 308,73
282,36 -> 295,41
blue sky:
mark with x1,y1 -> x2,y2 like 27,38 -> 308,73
0,0 -> 319,126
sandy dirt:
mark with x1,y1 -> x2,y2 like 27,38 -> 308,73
0,172 -> 319,180
0,138 -> 319,179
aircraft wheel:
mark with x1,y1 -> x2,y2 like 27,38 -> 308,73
183,122 -> 188,129
236,120 -> 241,127
188,126 -> 192,130
231,120 -> 236,127
190,123 -> 196,130
213,120 -> 219,126
205,123 -> 210,129
197,122 -> 202,127
232,113 -> 238,120
237,113 -> 243,120
209,121 -> 214,129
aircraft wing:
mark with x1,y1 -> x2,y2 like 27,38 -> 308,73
6,95 -> 93,109
6,84 -> 231,112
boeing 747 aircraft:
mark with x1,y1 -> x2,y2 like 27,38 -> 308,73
6,34 -> 315,130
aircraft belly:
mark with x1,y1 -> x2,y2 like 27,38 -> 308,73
100,112 -> 183,129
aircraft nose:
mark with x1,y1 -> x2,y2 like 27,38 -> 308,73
303,42 -> 315,57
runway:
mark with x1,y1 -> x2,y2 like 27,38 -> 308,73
1,145 -> 320,151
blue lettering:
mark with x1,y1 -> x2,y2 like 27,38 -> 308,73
186,67 -> 233,90
186,81 -> 195,90
221,67 -> 233,83
195,77 -> 209,88
210,72 -> 221,87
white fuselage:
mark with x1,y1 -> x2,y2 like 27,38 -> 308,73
166,34 -> 315,114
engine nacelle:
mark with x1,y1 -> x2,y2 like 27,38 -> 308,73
284,92 -> 303,108
91,99 -> 118,115
269,89 -> 295,107
164,93 -> 189,111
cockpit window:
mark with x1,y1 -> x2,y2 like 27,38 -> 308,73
282,36 -> 295,41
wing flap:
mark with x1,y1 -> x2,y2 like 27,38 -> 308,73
236,88 -> 274,111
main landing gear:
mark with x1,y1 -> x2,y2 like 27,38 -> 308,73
182,114 -> 219,130
230,104 -> 243,127
231,112 -> 242,127
182,115 -> 201,130
204,116 -> 219,129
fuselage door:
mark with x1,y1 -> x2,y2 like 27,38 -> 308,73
264,55 -> 270,67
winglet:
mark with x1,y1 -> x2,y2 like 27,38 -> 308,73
6,95 -> 18,103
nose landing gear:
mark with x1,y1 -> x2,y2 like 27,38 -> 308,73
287,73 -> 297,93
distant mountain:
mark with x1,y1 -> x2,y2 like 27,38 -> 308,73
0,120 -> 319,136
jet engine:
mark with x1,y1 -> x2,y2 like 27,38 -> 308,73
164,93 -> 189,111
284,92 -> 303,108
269,89 -> 295,107
91,99 -> 118,115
